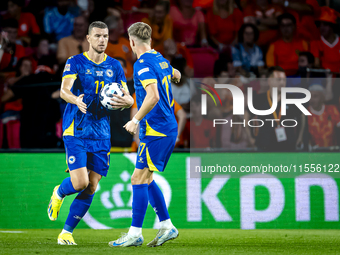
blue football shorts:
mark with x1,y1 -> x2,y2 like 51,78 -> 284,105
63,136 -> 111,177
135,136 -> 176,172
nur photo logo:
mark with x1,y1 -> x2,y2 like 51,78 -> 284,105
196,83 -> 312,128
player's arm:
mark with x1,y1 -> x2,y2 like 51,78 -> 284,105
171,68 -> 181,84
110,88 -> 134,108
124,83 -> 159,135
60,78 -> 87,114
130,100 -> 140,145
110,63 -> 134,109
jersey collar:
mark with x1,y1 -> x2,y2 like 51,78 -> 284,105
139,49 -> 157,58
83,51 -> 107,65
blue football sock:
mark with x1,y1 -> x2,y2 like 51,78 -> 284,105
131,184 -> 148,228
63,190 -> 94,233
148,180 -> 170,222
57,177 -> 78,198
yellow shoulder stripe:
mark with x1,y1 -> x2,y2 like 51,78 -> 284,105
140,79 -> 157,89
62,74 -> 77,80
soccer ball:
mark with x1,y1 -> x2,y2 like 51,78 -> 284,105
99,82 -> 124,110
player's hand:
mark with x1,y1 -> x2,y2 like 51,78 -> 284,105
171,77 -> 180,83
123,120 -> 138,135
76,94 -> 87,114
171,69 -> 181,83
110,88 -> 134,108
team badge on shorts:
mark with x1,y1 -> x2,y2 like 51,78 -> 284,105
106,69 -> 113,77
68,156 -> 76,164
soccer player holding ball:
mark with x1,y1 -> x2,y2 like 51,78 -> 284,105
109,22 -> 181,247
47,21 -> 134,245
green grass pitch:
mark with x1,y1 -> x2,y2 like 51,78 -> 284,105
1,229 -> 340,254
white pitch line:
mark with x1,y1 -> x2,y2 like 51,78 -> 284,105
0,231 -> 25,233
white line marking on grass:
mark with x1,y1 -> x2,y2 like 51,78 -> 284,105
0,231 -> 25,233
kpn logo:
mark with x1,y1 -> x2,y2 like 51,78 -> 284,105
82,163 -> 172,229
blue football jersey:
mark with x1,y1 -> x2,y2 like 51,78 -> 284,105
134,49 -> 178,139
62,52 -> 128,140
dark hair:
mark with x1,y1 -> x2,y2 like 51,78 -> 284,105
156,0 -> 170,13
238,23 -> 259,43
266,66 -> 285,78
88,21 -> 108,35
299,51 -> 314,65
277,13 -> 296,25
2,18 -> 18,29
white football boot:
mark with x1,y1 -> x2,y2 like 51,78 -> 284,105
108,233 -> 144,247
147,227 -> 179,247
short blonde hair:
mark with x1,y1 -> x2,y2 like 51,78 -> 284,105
128,22 -> 152,42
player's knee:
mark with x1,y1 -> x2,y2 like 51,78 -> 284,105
73,179 -> 89,191
130,174 -> 140,185
86,181 -> 97,195
131,173 -> 148,185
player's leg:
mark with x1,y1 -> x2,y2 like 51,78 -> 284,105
147,177 -> 178,247
129,167 -> 153,234
48,167 -> 89,222
145,136 -> 178,247
63,170 -> 100,233
109,167 -> 151,247
109,137 -> 177,247
48,136 -> 88,222
58,167 -> 89,198
58,170 -> 101,245
147,176 -> 174,227
59,139 -> 110,245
